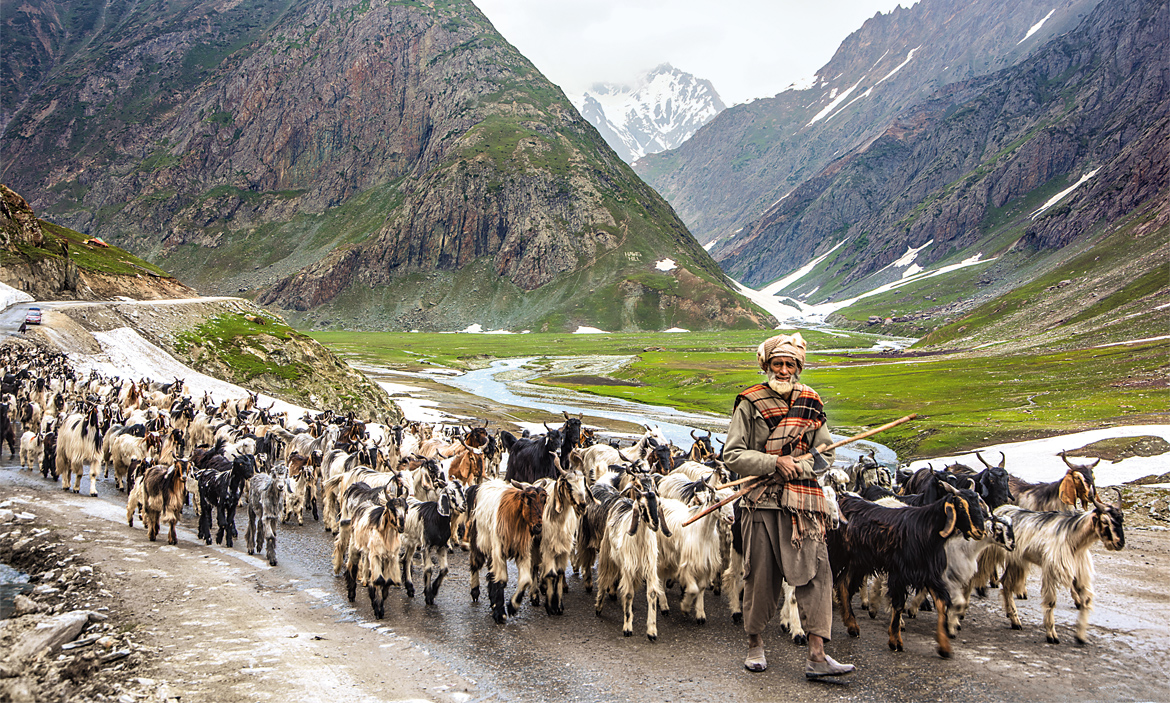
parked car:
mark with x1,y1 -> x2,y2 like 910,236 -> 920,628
24,307 -> 41,325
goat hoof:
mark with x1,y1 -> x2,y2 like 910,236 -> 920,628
905,611 -> 916,619
660,609 -> 670,618
938,647 -> 952,659
1075,636 -> 1087,645
975,587 -> 987,598
731,613 -> 743,625
506,602 -> 518,616
623,629 -> 633,637
1011,623 -> 1022,630
847,626 -> 860,638
1017,593 -> 1028,600
868,611 -> 877,619
595,609 -> 603,618
492,613 -> 506,625
793,634 -> 808,646
269,558 -> 277,567
1046,636 -> 1059,644
696,617 -> 706,626
470,586 -> 480,602
647,633 -> 657,642
405,586 -> 415,598
89,492 -> 98,497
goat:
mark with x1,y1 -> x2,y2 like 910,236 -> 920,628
655,491 -> 732,625
532,469 -> 591,615
195,453 -> 256,547
343,489 -> 408,619
995,492 -> 1125,644
138,459 -> 191,545
282,452 -> 317,525
448,438 -> 487,486
467,479 -> 548,624
977,452 -> 1098,598
572,482 -> 624,593
401,480 -> 467,605
830,484 -> 987,658
246,467 -> 288,566
504,425 -> 563,483
594,478 -> 669,640
55,405 -> 105,496
331,473 -> 410,575
19,430 -> 43,471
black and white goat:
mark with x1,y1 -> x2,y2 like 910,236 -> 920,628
401,480 -> 467,605
593,476 -> 669,640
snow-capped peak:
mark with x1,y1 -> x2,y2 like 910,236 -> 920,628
571,64 -> 726,163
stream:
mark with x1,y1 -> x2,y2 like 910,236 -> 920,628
361,355 -> 897,467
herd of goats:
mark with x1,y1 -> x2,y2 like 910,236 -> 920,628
1,345 -> 1127,659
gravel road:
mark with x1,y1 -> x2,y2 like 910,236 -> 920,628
3,458 -> 1168,703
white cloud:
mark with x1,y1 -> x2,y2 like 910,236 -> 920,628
475,1 -> 919,106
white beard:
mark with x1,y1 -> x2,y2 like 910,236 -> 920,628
767,379 -> 794,395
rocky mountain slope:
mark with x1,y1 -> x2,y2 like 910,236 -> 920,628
0,0 -> 766,333
1,184 -> 192,301
635,0 -> 1103,248
719,0 -> 1168,351
571,64 -> 726,164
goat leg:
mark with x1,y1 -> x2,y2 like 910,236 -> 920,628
932,589 -> 952,658
837,579 -> 861,638
887,606 -> 904,652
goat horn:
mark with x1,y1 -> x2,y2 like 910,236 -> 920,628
1111,486 -> 1124,507
563,410 -> 570,420
976,451 -> 992,468
691,429 -> 699,440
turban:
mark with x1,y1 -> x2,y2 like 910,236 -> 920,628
756,332 -> 807,371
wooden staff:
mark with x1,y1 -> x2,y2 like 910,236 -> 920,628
683,413 -> 918,527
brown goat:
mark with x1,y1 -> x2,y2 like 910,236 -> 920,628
468,480 -> 548,624
140,459 -> 190,545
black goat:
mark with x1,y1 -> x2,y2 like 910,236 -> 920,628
830,484 -> 987,659
559,411 -> 583,469
195,453 -> 256,547
504,424 -> 563,483
948,452 -> 1014,511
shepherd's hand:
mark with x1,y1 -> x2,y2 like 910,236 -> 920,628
775,455 -> 800,480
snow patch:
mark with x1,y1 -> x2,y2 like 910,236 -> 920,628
573,326 -> 608,334
807,79 -> 864,126
785,73 -> 819,92
1094,335 -> 1170,348
662,327 -> 689,333
905,425 -> 1170,487
1030,168 -> 1101,219
0,281 -> 34,309
655,258 -> 677,272
901,264 -> 923,278
459,323 -> 483,333
702,241 -> 716,251
875,46 -> 921,86
1018,9 -> 1057,45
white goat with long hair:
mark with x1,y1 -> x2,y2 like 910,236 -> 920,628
995,493 -> 1125,645
55,405 -> 104,496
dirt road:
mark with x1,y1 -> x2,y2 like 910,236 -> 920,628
3,459 -> 1169,703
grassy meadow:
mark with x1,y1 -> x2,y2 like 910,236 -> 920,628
307,328 -> 1168,460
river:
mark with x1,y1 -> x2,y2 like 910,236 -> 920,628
356,355 -> 897,467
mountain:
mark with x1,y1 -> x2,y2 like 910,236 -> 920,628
635,0 -> 1104,247
717,0 -> 1168,351
0,0 -> 767,333
571,65 -> 726,164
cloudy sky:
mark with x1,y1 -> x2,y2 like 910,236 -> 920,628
474,0 -> 919,106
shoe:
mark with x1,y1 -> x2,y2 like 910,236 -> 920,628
744,646 -> 767,672
805,655 -> 855,679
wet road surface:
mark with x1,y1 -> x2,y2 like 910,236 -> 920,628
3,459 -> 1168,702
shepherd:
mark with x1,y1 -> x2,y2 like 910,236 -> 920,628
724,332 -> 854,679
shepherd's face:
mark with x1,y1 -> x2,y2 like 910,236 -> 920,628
768,356 -> 800,383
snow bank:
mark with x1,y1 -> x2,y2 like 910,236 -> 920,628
655,258 -> 677,272
905,425 -> 1170,486
1094,335 -> 1170,348
0,281 -> 34,309
1018,9 -> 1056,44
573,326 -> 608,334
662,327 -> 690,333
459,323 -> 484,333
1031,168 -> 1100,219
70,327 -> 310,418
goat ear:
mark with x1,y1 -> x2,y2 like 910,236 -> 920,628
1058,472 -> 1078,506
939,501 -> 958,538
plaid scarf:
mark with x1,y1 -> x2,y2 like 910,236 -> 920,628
736,383 -> 832,546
